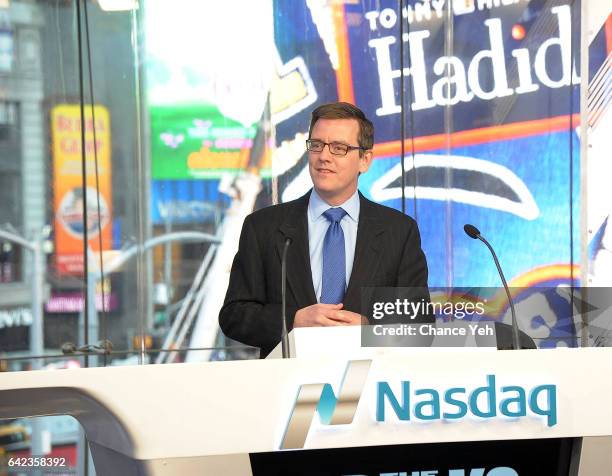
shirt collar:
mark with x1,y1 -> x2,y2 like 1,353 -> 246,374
308,188 -> 360,223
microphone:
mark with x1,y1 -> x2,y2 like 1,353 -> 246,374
463,224 -> 521,350
281,237 -> 292,358
464,224 -> 480,239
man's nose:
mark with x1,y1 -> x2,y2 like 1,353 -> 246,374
318,143 -> 333,160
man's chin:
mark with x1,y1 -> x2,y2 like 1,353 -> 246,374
312,183 -> 336,196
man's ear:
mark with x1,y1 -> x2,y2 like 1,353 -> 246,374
359,149 -> 374,173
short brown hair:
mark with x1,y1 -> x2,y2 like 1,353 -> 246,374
308,102 -> 374,152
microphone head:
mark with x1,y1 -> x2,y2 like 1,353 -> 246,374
464,224 -> 481,239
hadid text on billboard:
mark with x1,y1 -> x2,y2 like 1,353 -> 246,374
368,5 -> 578,115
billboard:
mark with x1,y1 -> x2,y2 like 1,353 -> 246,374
145,0 -> 274,203
144,0 -> 276,224
51,104 -> 112,276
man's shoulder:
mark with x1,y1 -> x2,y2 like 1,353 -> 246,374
247,194 -> 307,226
360,195 -> 417,228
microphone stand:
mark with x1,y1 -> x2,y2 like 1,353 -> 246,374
476,236 -> 521,350
281,237 -> 292,358
464,224 -> 521,350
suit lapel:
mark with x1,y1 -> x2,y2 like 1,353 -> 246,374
343,194 -> 385,310
277,192 -> 317,307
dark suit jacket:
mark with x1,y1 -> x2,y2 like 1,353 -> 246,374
219,190 -> 429,357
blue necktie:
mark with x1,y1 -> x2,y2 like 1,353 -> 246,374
320,207 -> 348,304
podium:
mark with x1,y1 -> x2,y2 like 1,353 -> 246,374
1,327 -> 612,475
267,322 -> 533,358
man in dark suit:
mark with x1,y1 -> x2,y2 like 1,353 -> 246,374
219,102 -> 429,357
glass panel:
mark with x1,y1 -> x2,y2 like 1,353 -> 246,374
584,4 -> 612,344
403,0 -> 584,347
0,1 -> 600,364
0,0 -> 608,472
1,0 -> 144,472
141,0 -> 275,363
452,0 -> 581,348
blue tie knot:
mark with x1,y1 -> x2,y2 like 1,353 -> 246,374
323,207 -> 347,224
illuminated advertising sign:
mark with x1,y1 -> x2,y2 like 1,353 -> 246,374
350,3 -> 579,140
44,291 -> 118,313
145,0 -> 274,181
0,307 -> 31,329
51,104 -> 113,276
149,105 -> 270,180
144,0 -> 275,225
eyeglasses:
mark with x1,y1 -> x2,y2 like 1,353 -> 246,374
306,139 -> 364,156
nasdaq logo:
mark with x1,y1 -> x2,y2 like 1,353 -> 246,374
377,375 -> 557,427
281,360 -> 372,449
282,362 -> 557,449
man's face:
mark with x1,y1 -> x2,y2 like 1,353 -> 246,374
308,118 -> 373,205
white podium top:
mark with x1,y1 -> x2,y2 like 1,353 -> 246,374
267,324 -> 497,359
